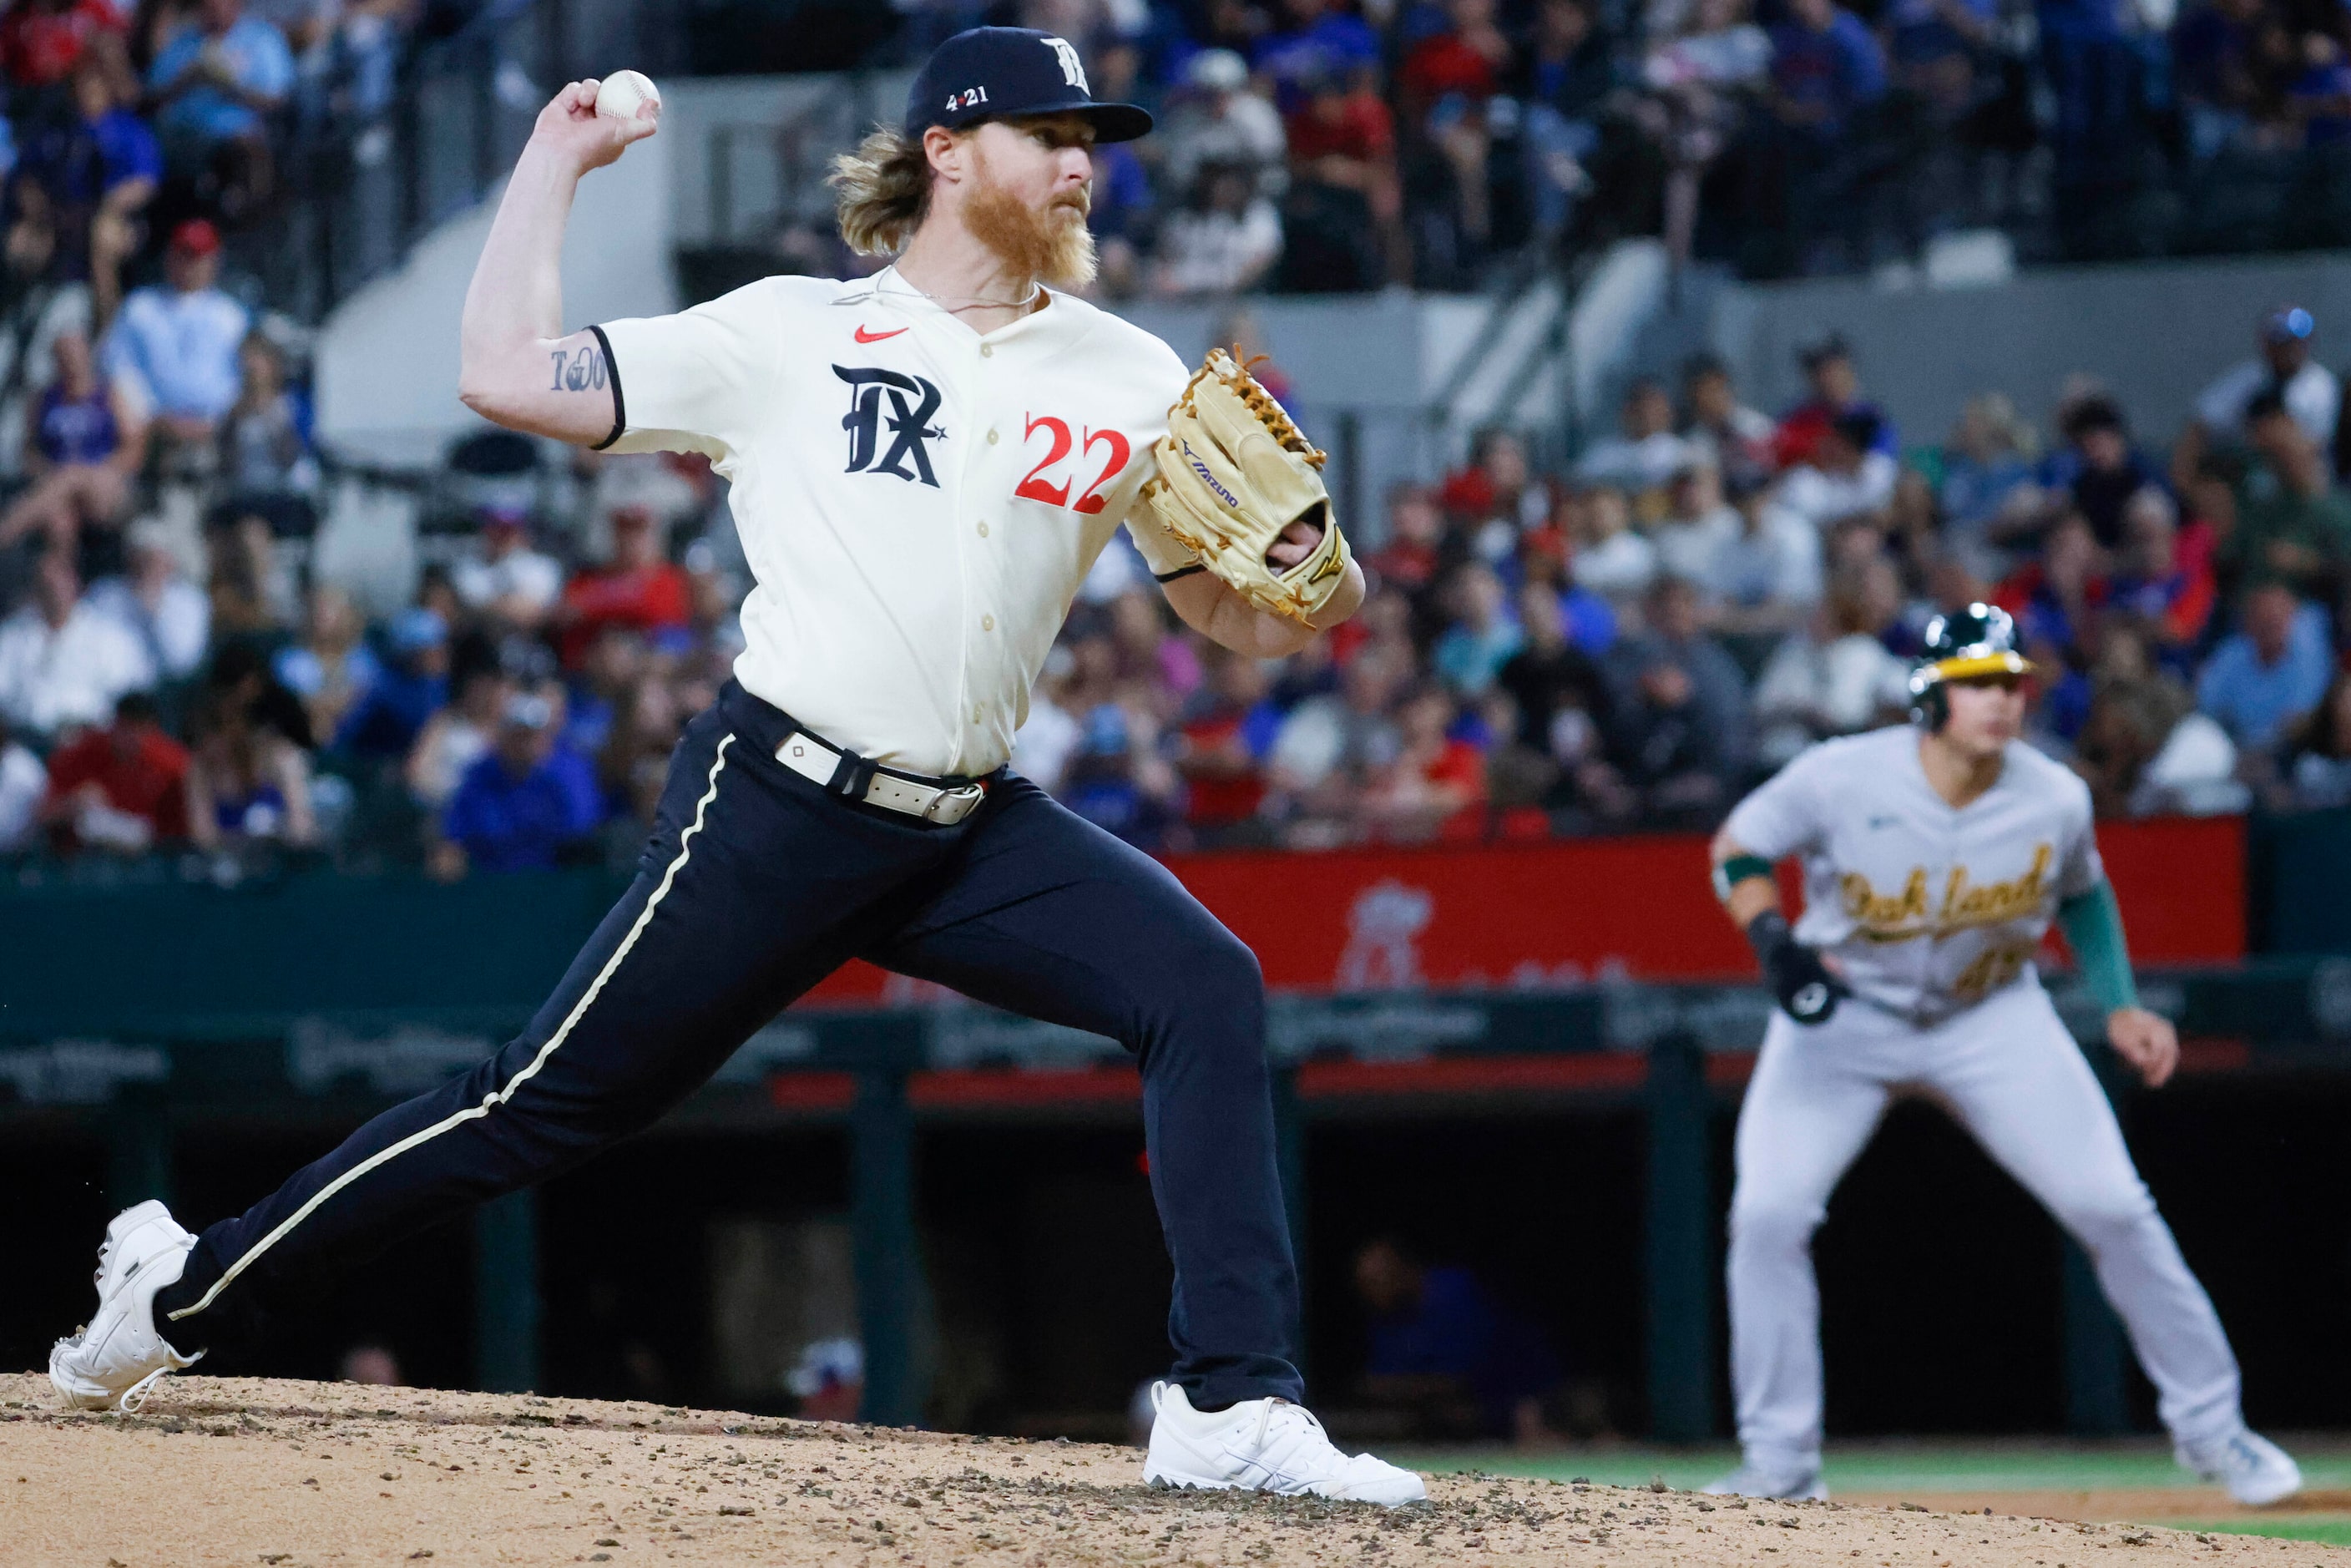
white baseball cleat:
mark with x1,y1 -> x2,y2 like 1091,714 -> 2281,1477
48,1200 -> 205,1412
2181,1429 -> 2302,1507
1142,1380 -> 1427,1505
1703,1459 -> 1829,1501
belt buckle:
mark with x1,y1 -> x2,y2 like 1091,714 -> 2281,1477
923,782 -> 986,824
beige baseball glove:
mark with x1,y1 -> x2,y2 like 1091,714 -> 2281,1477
1141,348 -> 1352,626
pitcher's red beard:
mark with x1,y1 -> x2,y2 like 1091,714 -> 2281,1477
965,153 -> 1097,288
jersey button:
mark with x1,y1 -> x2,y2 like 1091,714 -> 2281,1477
971,706 -> 983,724
980,343 -> 993,357
977,520 -> 989,538
981,614 -> 994,631
986,428 -> 999,445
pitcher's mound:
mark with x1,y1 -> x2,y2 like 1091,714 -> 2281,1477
0,1374 -> 2324,1565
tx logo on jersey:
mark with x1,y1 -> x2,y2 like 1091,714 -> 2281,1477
834,366 -> 945,487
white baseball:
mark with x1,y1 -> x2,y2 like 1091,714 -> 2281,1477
594,69 -> 660,122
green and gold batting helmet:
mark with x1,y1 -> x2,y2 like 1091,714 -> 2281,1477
1909,603 -> 2032,731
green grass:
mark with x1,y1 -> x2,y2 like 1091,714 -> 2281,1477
1397,1441 -> 2351,1550
2177,1519 -> 2351,1547
1402,1440 -> 2351,1497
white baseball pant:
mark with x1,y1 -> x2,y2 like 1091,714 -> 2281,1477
1726,980 -> 2243,1473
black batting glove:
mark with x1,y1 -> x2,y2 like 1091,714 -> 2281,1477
1746,910 -> 1848,1025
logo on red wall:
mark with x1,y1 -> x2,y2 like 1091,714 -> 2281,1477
1337,880 -> 1433,991
798,819 -> 2245,1006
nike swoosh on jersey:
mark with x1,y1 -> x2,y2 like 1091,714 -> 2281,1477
854,325 -> 908,343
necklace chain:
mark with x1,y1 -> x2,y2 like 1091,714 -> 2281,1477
884,276 -> 1043,314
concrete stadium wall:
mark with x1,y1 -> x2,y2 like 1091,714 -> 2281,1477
1702,250 -> 2351,448
314,79 -> 684,468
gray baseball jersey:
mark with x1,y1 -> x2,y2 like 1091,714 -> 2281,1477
1723,724 -> 2104,1024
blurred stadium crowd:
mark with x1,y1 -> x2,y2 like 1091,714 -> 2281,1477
3,0 -> 2351,875
859,0 -> 2351,291
1011,312 -> 2351,852
6,284 -> 2351,868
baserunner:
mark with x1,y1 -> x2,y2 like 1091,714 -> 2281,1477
1704,604 -> 2298,1507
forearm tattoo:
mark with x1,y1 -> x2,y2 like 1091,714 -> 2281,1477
549,342 -> 610,392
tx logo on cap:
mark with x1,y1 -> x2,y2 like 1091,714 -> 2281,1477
1044,35 -> 1088,90
904,26 -> 1154,143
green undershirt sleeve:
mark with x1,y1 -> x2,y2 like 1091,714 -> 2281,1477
2055,880 -> 2138,1015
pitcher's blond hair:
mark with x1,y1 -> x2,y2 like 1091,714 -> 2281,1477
829,125 -> 941,256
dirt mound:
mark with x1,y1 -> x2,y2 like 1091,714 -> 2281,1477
0,1374 -> 2331,1565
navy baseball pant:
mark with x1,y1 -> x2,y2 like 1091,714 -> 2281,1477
154,681 -> 1304,1410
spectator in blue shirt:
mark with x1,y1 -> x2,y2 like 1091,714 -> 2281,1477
1885,0 -> 1998,79
18,54 -> 159,296
1061,701 -> 1181,850
2196,582 -> 2334,755
1253,0 -> 1384,113
1558,567 -> 1618,654
2036,0 -> 2147,225
100,218 -> 248,455
1087,139 -> 1155,295
1768,0 -> 1887,139
333,606 -> 450,761
2172,0 -> 2266,159
432,688 -> 604,877
1738,0 -> 1887,272
2286,38 -> 2351,147
149,0 -> 295,143
1433,561 -> 1526,695
145,0 -> 294,215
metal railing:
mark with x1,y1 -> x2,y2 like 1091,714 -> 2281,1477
273,0 -> 613,322
700,74 -> 908,246
1423,247 -> 1602,476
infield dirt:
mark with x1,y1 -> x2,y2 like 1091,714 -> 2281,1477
0,1373 -> 2338,1566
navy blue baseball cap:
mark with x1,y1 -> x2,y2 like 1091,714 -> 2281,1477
905,27 -> 1154,144
2265,306 -> 2316,344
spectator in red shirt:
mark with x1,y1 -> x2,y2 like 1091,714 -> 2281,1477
1995,509 -> 2107,674
1402,0 -> 1513,250
2106,487 -> 2217,679
1,0 -> 124,95
2177,455 -> 2228,583
38,687 -> 187,852
1362,681 -> 1487,841
1177,646 -> 1282,835
1771,335 -> 1898,470
1282,65 -> 1400,289
1439,427 -> 1547,549
557,504 -> 691,667
1368,482 -> 1448,596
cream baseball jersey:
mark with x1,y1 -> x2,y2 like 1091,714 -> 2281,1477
1724,724 -> 2104,1024
591,266 -> 1194,777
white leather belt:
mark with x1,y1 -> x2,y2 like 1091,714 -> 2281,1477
774,732 -> 988,825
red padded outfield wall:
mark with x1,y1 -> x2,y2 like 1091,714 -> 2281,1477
802,815 -> 2246,1002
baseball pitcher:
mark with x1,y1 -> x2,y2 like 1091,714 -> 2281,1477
48,28 -> 1423,1503
1706,604 -> 2298,1506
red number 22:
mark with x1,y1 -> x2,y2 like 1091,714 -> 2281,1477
1015,415 -> 1130,515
